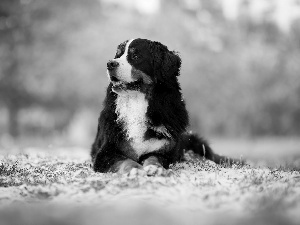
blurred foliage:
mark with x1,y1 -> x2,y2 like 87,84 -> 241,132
0,0 -> 300,142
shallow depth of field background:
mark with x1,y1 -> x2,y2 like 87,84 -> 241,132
1,1 -> 300,225
0,0 -> 300,161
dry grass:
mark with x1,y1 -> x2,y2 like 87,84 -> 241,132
0,143 -> 300,225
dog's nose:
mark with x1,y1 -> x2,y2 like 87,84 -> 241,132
107,60 -> 119,71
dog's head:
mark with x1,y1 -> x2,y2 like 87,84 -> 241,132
107,38 -> 181,93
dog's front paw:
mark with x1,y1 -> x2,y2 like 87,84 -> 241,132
127,168 -> 147,178
116,159 -> 143,175
143,165 -> 172,176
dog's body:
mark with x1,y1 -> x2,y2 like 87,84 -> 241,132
91,38 -> 231,175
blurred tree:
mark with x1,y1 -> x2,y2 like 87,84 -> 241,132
0,0 -> 90,137
0,0 -> 35,137
1,0 -> 300,140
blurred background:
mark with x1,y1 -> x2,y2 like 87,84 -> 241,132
0,0 -> 299,160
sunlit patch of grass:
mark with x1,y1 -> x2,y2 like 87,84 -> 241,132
1,148 -> 300,225
276,155 -> 300,172
0,161 -> 31,187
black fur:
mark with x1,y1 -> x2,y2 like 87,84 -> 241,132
91,38 -> 234,173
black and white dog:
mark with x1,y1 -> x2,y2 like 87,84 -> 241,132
91,38 -> 232,175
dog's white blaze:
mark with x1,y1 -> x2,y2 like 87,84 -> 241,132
113,39 -> 135,83
116,91 -> 147,140
115,91 -> 169,157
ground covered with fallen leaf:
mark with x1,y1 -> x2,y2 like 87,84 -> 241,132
1,146 -> 300,225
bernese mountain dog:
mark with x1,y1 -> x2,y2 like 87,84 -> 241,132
91,38 -> 234,176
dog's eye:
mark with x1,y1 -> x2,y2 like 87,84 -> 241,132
129,48 -> 140,60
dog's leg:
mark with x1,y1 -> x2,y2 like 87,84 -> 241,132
143,155 -> 163,167
141,155 -> 170,176
93,143 -> 146,175
94,154 -> 146,175
111,158 -> 145,175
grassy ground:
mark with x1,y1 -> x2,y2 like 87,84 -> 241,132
1,140 -> 300,225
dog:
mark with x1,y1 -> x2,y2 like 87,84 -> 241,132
91,38 -> 235,175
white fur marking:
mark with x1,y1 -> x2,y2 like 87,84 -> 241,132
116,91 -> 147,140
113,39 -> 135,83
120,39 -> 134,60
115,91 -> 169,157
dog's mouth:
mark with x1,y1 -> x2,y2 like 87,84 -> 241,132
110,76 -> 125,90
111,81 -> 126,91
110,75 -> 142,92
110,75 -> 120,83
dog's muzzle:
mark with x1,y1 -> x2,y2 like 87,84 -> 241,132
107,60 -> 119,71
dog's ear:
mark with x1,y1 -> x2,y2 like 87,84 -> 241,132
149,41 -> 181,83
162,50 -> 181,77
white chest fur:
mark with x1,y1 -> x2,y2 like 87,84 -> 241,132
115,91 -> 169,157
